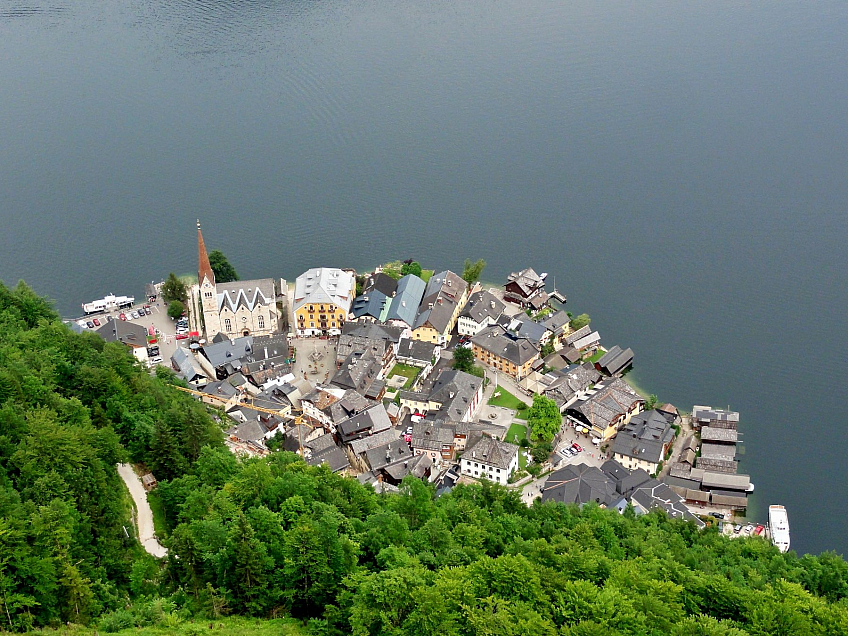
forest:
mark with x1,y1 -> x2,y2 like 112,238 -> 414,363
1,280 -> 847,635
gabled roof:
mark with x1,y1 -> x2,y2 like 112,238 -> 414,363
471,324 -> 540,366
351,290 -> 390,321
461,290 -> 505,324
542,463 -> 618,506
540,310 -> 570,334
501,315 -> 549,346
216,279 -> 276,313
384,452 -> 432,481
397,338 -> 437,364
572,331 -> 601,350
543,362 -> 601,407
293,268 -> 355,313
94,320 -> 149,347
337,403 -> 392,442
424,270 -> 465,301
428,370 -> 483,419
413,292 -> 458,333
363,272 -> 398,297
331,350 -> 381,393
610,410 -> 673,464
597,345 -> 634,375
564,325 -> 591,346
366,439 -> 413,471
201,336 -> 254,368
505,268 -> 545,297
567,377 -> 643,431
411,419 -> 456,452
171,347 -> 207,382
348,427 -> 401,456
385,274 -> 426,326
464,435 -> 518,470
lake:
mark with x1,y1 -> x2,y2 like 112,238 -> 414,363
1,0 -> 846,555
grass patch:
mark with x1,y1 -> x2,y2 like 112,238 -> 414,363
146,488 -> 168,539
587,349 -> 606,363
421,269 -> 434,282
506,422 -> 528,445
388,363 -> 421,389
488,387 -> 526,410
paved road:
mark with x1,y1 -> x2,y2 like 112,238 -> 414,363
117,463 -> 167,558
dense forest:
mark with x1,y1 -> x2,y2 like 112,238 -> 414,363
1,281 -> 847,635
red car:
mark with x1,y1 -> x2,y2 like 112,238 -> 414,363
754,525 -> 765,536
119,313 -> 127,321
175,333 -> 188,340
572,443 -> 583,452
92,318 -> 100,326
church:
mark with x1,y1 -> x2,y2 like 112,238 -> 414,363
193,222 -> 281,339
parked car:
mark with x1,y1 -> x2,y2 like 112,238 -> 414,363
572,443 -> 583,452
119,313 -> 127,321
92,318 -> 100,326
734,524 -> 742,534
86,321 -> 94,328
709,512 -> 725,520
754,525 -> 765,536
175,334 -> 188,340
129,311 -> 137,319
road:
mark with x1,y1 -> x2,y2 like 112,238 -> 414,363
117,463 -> 168,558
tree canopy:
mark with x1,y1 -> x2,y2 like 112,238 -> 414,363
526,393 -> 561,443
162,273 -> 188,304
3,281 -> 848,636
208,250 -> 240,283
167,300 -> 185,319
570,313 -> 591,331
462,258 -> 486,284
401,261 -> 422,277
452,346 -> 475,374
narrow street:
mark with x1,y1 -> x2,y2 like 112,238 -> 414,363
117,463 -> 167,558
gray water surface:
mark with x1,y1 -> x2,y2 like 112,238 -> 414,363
1,0 -> 846,555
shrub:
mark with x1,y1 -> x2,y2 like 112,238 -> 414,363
100,609 -> 136,633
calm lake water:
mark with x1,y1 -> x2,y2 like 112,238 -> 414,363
1,0 -> 846,555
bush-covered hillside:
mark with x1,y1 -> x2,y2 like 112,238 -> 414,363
1,281 -> 848,635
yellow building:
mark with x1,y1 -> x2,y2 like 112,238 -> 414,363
293,268 -> 355,337
470,324 -> 540,380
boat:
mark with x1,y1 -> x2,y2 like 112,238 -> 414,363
82,293 -> 135,315
769,505 -> 790,553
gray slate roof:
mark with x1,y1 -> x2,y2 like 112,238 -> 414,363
610,410 -> 674,464
348,427 -> 401,456
363,272 -> 398,297
472,324 -> 540,366
397,337 -> 437,364
542,463 -> 618,506
171,347 -> 207,382
540,310 -> 571,335
331,350 -> 381,393
461,290 -> 505,324
351,290 -> 390,321
544,362 -> 601,408
337,403 -> 392,442
505,268 -> 545,297
366,439 -> 413,471
94,320 -> 149,347
597,345 -> 634,375
201,336 -> 254,368
564,325 -> 591,346
566,377 -> 643,432
464,435 -> 518,470
429,370 -> 483,420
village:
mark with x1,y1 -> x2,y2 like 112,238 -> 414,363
71,223 -> 775,547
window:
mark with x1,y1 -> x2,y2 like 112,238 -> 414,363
310,322 -> 314,328
224,319 -> 232,331
258,316 -> 265,329
320,304 -> 324,311
204,291 -> 213,299
331,321 -> 336,327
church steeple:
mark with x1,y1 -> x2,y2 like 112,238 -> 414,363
197,220 -> 215,285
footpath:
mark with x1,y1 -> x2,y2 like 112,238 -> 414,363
117,463 -> 168,558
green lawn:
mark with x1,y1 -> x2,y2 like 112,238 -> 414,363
146,488 -> 168,540
587,349 -> 606,363
488,386 -> 529,420
506,422 -> 528,445
388,363 -> 421,389
421,269 -> 435,282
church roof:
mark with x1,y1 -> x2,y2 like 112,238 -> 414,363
197,221 -> 215,285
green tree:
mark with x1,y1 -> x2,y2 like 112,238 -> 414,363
167,300 -> 185,319
527,394 -> 561,443
645,394 -> 659,410
452,346 -> 475,374
462,258 -> 486,284
208,250 -> 240,283
162,273 -> 188,303
570,313 -> 591,331
540,340 -> 555,358
401,261 -> 423,277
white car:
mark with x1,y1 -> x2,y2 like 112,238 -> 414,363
131,311 -> 139,319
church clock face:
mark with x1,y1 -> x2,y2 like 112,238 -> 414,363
241,316 -> 247,322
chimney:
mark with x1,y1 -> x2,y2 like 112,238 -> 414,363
437,297 -> 443,305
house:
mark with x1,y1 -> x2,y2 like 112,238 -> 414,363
384,274 -> 427,329
293,267 -> 356,337
304,433 -> 350,473
170,347 -> 208,385
362,272 -> 398,297
565,376 -> 644,442
498,314 -> 552,348
540,310 -> 571,348
351,290 -> 391,323
692,405 -> 739,430
596,345 -> 634,376
610,410 -> 675,474
382,453 -> 432,485
365,439 -> 413,473
337,322 -> 404,368
410,270 -> 468,346
471,324 -> 540,380
458,290 -> 505,336
141,473 -> 158,491
541,463 -> 619,506
543,362 -> 601,411
459,435 -> 519,485
347,427 -> 402,472
395,338 -> 440,384
194,223 -> 280,339
427,369 -> 484,422
571,331 -> 601,353
300,385 -> 348,428
503,267 -> 548,309
336,403 -> 392,444
410,419 -> 458,465
94,319 -> 149,349
330,350 -> 382,396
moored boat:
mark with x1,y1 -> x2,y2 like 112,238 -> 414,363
82,293 -> 135,315
769,505 -> 790,553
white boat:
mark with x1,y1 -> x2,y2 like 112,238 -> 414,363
82,294 -> 135,315
769,505 -> 790,553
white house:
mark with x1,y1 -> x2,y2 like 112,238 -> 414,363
460,435 -> 519,486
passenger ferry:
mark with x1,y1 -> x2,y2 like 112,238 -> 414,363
768,505 -> 790,553
82,294 -> 135,315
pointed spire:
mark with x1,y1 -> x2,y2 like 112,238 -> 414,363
197,220 -> 215,285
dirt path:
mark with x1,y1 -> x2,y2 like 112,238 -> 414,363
117,463 -> 168,558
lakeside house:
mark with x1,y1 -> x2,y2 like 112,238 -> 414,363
471,323 -> 540,380
610,409 -> 675,474
410,270 -> 468,346
565,376 -> 644,442
458,290 -> 505,337
503,267 -> 549,310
